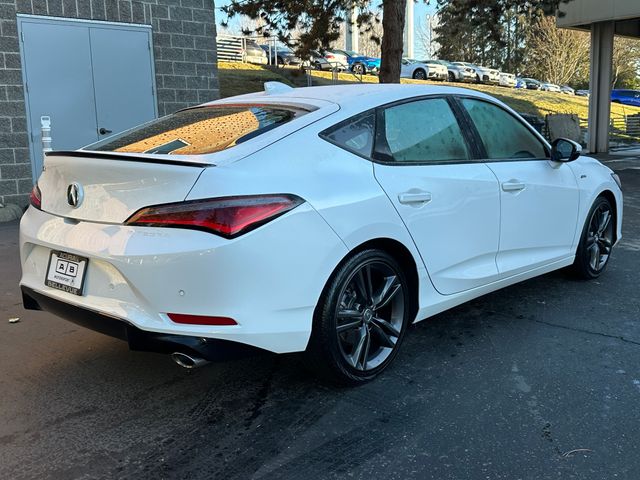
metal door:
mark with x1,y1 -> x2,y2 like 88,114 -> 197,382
89,26 -> 156,141
17,15 -> 157,180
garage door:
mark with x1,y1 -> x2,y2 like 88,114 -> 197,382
17,15 -> 158,180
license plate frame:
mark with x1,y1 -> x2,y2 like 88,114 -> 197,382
45,250 -> 89,296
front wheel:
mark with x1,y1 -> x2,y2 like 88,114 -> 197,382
572,196 -> 615,279
448,71 -> 455,82
412,68 -> 426,80
352,63 -> 365,75
305,250 -> 411,384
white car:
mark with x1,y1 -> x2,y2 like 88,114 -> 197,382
20,83 -> 623,384
408,59 -> 448,81
324,50 -> 349,71
541,83 -> 562,93
400,59 -> 431,80
453,62 -> 500,84
499,72 -> 517,88
560,85 -> 576,95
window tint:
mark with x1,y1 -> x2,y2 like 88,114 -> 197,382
321,112 -> 375,157
460,98 -> 547,160
381,98 -> 469,163
85,105 -> 308,155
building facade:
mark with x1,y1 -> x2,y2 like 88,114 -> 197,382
0,0 -> 219,208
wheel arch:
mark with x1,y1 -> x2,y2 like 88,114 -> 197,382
318,238 -> 421,323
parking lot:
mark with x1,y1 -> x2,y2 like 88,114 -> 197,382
0,153 -> 639,480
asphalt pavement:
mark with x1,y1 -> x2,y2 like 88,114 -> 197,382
1,153 -> 640,479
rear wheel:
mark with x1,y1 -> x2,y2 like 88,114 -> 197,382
305,249 -> 410,384
572,196 -> 615,279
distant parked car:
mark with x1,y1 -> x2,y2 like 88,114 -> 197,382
499,72 -> 517,88
541,83 -> 562,93
259,45 -> 301,66
515,78 -> 527,89
453,62 -> 499,84
323,50 -> 349,70
243,40 -> 268,65
330,49 -> 380,75
520,78 -> 542,90
560,86 -> 575,95
400,59 -> 430,80
432,60 -> 475,82
410,59 -> 447,81
611,89 -> 640,107
302,50 -> 333,71
576,89 -> 590,97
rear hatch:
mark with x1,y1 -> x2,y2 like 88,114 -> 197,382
38,100 -> 338,223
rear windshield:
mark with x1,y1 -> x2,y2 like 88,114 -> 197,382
85,105 -> 309,155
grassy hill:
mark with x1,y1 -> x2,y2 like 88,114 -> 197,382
217,61 -> 640,121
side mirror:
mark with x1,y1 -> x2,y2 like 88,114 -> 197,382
551,137 -> 581,162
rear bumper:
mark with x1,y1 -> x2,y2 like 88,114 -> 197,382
19,204 -> 348,354
22,286 -> 265,361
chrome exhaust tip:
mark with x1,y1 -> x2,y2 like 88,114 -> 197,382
171,352 -> 209,369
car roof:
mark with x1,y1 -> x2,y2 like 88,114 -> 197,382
205,83 -> 502,112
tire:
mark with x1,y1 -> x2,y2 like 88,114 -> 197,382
412,68 -> 426,80
476,74 -> 481,83
352,63 -> 365,75
572,196 -> 615,279
448,71 -> 455,82
304,249 -> 411,385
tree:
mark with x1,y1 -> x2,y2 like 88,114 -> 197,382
524,14 -> 590,85
612,37 -> 640,89
222,0 -> 569,83
433,0 -> 571,73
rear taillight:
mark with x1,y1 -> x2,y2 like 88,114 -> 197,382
125,194 -> 304,238
29,184 -> 41,210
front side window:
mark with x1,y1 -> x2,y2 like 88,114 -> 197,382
85,105 -> 309,155
320,111 -> 375,157
380,98 -> 470,163
460,98 -> 548,160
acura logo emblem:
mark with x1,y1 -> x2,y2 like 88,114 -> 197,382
66,182 -> 83,208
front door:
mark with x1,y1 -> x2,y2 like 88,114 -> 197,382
17,16 -> 158,180
458,97 -> 580,276
373,97 -> 501,295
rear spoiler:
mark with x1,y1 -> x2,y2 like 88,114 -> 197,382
45,151 -> 209,168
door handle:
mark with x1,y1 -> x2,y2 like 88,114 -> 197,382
398,191 -> 432,205
99,128 -> 112,135
501,181 -> 525,192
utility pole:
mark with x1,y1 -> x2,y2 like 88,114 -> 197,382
345,3 -> 359,52
403,0 -> 414,58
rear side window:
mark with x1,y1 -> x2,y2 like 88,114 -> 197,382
85,105 -> 309,155
380,98 -> 470,163
320,111 -> 375,158
460,98 -> 548,160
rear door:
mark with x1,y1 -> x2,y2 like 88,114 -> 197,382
457,97 -> 579,276
372,97 -> 501,295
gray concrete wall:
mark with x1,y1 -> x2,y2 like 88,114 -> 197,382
0,0 -> 219,208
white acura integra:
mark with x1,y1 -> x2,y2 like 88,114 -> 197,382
20,83 -> 622,384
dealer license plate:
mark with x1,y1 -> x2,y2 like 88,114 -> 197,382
45,251 -> 88,296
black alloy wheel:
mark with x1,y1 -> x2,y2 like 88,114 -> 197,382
573,196 -> 615,279
305,250 -> 411,384
413,68 -> 427,80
